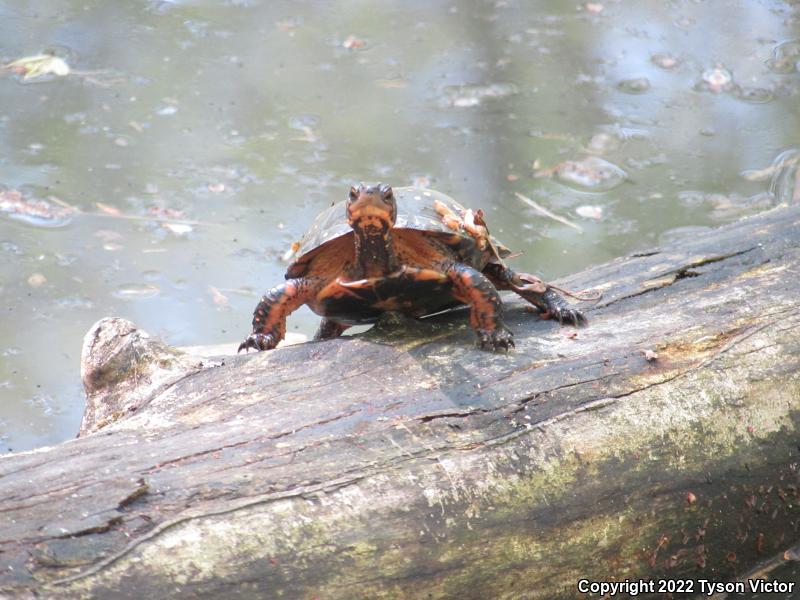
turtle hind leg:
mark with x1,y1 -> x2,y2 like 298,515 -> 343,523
313,318 -> 350,341
483,263 -> 587,326
445,263 -> 514,352
238,278 -> 318,352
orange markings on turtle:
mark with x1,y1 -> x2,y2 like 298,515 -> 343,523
406,267 -> 448,282
319,279 -> 369,299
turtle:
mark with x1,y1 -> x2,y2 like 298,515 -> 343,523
238,183 -> 586,353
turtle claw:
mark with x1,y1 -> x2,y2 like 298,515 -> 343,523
476,328 -> 515,353
552,307 -> 587,327
237,332 -> 279,353
542,289 -> 587,327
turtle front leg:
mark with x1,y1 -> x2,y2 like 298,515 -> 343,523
483,264 -> 587,326
445,263 -> 514,351
238,278 -> 317,352
313,318 -> 350,341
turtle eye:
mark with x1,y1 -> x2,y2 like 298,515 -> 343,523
380,185 -> 394,203
348,186 -> 358,202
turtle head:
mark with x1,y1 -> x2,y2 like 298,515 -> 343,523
346,183 -> 397,236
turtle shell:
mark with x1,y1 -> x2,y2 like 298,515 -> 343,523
286,187 -> 511,278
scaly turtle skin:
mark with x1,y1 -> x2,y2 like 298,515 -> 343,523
239,184 -> 585,353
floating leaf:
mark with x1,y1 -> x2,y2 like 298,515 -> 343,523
4,54 -> 70,80
0,189 -> 76,227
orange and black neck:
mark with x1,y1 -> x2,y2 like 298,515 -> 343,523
352,226 -> 397,278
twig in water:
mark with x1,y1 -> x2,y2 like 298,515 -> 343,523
514,192 -> 583,233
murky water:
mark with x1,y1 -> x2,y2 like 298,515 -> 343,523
1,0 -> 798,458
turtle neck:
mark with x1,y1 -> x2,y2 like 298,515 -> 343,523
352,228 -> 398,278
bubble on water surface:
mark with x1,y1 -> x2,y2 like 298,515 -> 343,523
586,132 -> 623,155
733,87 -> 774,104
555,156 -> 627,191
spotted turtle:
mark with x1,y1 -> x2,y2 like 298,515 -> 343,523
239,184 -> 585,353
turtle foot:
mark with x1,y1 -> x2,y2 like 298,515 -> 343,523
476,327 -> 515,352
546,306 -> 588,327
541,289 -> 588,327
237,332 -> 279,353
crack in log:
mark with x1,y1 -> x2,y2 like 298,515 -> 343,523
420,408 -> 489,422
517,373 -> 614,403
599,247 -> 759,308
265,407 -> 363,441
144,438 -> 254,473
0,475 -> 101,513
419,368 -> 617,423
118,478 -> 149,509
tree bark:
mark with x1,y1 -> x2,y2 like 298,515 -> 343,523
1,206 -> 799,599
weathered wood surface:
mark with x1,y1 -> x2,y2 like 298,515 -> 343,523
1,205 -> 799,599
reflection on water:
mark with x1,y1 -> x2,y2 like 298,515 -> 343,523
0,0 -> 798,453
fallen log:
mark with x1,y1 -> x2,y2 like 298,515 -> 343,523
1,205 -> 799,599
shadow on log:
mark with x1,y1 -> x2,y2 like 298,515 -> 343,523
1,206 -> 799,599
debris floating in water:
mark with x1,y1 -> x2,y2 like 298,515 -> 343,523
651,53 -> 679,69
766,39 -> 800,74
575,205 -> 604,220
3,54 -> 70,80
342,35 -> 366,50
0,189 -> 77,228
740,149 -> 800,205
697,65 -> 734,93
439,82 -> 518,108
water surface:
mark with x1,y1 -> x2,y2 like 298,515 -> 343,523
1,0 -> 798,454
